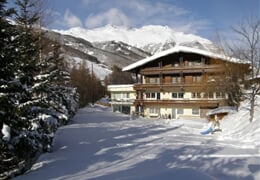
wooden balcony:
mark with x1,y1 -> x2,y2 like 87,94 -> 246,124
140,64 -> 223,75
133,83 -> 207,92
133,98 -> 222,108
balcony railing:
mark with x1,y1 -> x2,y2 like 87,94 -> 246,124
140,64 -> 223,75
134,98 -> 222,108
133,83 -> 207,91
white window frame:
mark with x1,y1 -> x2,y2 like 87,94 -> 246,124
149,107 -> 160,116
145,92 -> 159,100
172,76 -> 181,84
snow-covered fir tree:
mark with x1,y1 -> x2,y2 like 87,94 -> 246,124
39,43 -> 78,125
0,0 -> 23,175
0,0 -> 78,178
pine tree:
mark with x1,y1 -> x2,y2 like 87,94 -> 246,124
109,65 -> 135,84
6,0 -> 44,172
14,0 -> 40,123
31,43 -> 73,151
0,0 -> 24,175
70,62 -> 91,107
1,0 -> 79,177
43,44 -> 76,124
0,0 -> 18,129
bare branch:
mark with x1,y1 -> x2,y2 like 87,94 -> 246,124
231,16 -> 260,122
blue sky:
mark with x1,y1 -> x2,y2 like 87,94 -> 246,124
11,0 -> 260,41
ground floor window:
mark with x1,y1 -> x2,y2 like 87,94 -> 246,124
177,108 -> 184,114
192,108 -> 200,115
113,104 -> 130,114
216,92 -> 225,99
149,107 -> 160,115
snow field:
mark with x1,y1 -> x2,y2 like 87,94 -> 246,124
15,103 -> 260,180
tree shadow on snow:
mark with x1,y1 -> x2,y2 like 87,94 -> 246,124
17,108 -> 258,180
92,145 -> 256,180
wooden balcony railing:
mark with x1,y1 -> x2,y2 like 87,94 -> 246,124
133,83 -> 207,91
140,64 -> 223,75
133,98 -> 222,108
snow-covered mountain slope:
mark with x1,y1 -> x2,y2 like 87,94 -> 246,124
54,25 -> 214,54
47,25 -> 218,80
43,30 -> 150,79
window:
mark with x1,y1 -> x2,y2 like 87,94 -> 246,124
150,78 -> 156,84
113,93 -> 121,101
146,92 -> 160,100
178,92 -> 184,98
194,60 -> 201,66
112,92 -> 130,101
193,75 -> 201,83
208,92 -> 214,99
149,107 -> 160,115
192,92 -> 199,98
177,108 -> 183,114
216,92 -> 223,99
192,108 -> 200,115
172,76 -> 181,83
172,92 -> 177,98
150,77 -> 160,84
192,92 -> 208,99
157,93 -> 160,100
172,92 -> 184,99
122,93 -> 129,99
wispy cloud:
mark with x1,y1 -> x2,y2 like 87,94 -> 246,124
63,9 -> 83,28
85,8 -> 131,28
79,0 -> 209,34
50,0 -> 211,35
172,19 -> 211,34
125,1 -> 189,17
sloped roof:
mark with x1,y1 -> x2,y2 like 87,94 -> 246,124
122,45 -> 249,72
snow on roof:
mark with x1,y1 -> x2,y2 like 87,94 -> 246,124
107,84 -> 134,92
107,84 -> 134,88
122,45 -> 249,72
206,106 -> 237,116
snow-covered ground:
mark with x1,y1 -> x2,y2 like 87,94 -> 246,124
15,100 -> 260,180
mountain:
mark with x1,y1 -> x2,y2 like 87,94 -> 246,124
54,25 -> 215,54
46,25 -> 217,80
43,30 -> 150,80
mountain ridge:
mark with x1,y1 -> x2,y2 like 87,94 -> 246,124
46,25 -> 218,80
54,24 -> 214,54
43,30 -> 150,80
